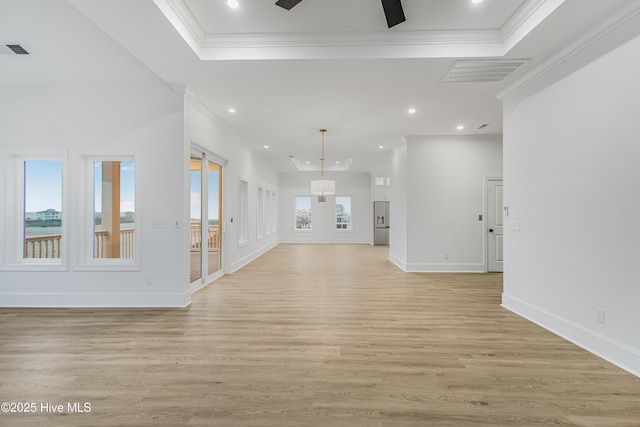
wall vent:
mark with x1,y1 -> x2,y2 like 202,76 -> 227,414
441,59 -> 528,83
6,44 -> 29,55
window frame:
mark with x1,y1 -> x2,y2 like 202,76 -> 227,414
335,196 -> 353,232
271,193 -> 277,234
294,195 -> 312,232
0,150 -> 68,271
74,153 -> 140,271
257,186 -> 265,240
237,178 -> 249,247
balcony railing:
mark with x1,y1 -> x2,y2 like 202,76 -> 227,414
24,234 -> 62,258
190,225 -> 220,250
23,228 -> 136,259
24,225 -> 219,259
94,229 -> 135,259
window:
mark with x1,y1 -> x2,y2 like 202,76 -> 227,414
266,190 -> 271,236
257,187 -> 265,239
23,161 -> 64,261
1,151 -> 67,270
238,179 -> 248,246
271,193 -> 277,234
92,161 -> 136,259
335,196 -> 352,230
295,196 -> 312,230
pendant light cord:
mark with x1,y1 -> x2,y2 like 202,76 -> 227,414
320,129 -> 326,179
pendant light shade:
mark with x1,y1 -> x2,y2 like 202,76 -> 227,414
310,179 -> 335,195
310,129 -> 335,199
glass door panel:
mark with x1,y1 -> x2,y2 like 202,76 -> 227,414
189,154 -> 203,283
207,161 -> 222,277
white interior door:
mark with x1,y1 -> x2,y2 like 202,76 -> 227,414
487,179 -> 503,272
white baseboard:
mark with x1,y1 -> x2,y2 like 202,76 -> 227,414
190,269 -> 224,295
406,262 -> 485,273
502,293 -> 640,378
229,242 -> 278,274
0,291 -> 190,308
388,253 -> 407,271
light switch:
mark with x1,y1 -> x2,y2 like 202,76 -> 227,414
511,221 -> 520,231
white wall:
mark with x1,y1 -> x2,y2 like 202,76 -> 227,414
279,172 -> 371,244
502,34 -> 640,376
389,140 -> 408,269
389,135 -> 502,272
0,85 -> 186,307
185,95 -> 279,275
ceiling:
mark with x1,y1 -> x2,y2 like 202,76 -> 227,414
2,0 -> 633,173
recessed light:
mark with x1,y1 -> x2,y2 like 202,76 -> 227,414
306,161 -> 310,165
264,145 -> 269,149
336,161 -> 340,165
408,108 -> 416,114
228,107 -> 236,113
472,0 -> 483,4
457,125 -> 465,130
227,0 -> 239,9
379,145 -> 384,149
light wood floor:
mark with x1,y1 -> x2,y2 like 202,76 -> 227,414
1,244 -> 639,426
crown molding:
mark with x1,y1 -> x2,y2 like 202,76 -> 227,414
153,0 -> 204,57
496,0 -> 640,101
501,0 -> 565,49
154,0 -> 563,60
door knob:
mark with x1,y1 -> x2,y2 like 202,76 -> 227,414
489,228 -> 494,233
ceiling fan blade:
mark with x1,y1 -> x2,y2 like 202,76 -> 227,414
381,0 -> 406,28
275,0 -> 304,10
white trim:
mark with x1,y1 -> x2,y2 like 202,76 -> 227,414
256,186 -> 265,240
152,0 -> 204,58
388,253 -> 407,272
229,241 -> 278,274
293,195 -> 312,232
74,153 -> 140,271
0,291 -> 190,308
155,0 -> 565,60
502,293 -> 640,378
500,0 -> 565,53
497,0 -> 640,101
405,263 -> 486,273
237,177 -> 249,246
0,150 -> 68,271
191,269 -> 224,295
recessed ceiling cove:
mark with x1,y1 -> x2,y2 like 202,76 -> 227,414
152,0 -> 564,60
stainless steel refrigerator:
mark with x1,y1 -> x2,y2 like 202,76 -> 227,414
374,201 -> 390,246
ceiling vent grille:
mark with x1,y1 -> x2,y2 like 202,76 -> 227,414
6,44 -> 29,55
441,59 -> 528,83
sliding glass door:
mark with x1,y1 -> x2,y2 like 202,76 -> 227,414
190,149 -> 223,285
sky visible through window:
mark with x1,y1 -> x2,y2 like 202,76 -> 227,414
296,196 -> 311,211
24,161 -> 62,212
189,170 -> 220,221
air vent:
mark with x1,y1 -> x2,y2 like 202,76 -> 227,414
6,44 -> 29,55
441,59 -> 528,83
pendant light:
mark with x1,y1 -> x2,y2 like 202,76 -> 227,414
310,129 -> 335,204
